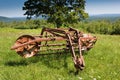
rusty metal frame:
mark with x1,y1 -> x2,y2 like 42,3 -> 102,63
11,27 -> 97,71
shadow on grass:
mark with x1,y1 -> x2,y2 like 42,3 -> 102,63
5,59 -> 28,66
34,51 -> 70,69
5,50 -> 86,75
5,51 -> 71,69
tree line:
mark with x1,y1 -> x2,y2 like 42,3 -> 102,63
0,19 -> 120,35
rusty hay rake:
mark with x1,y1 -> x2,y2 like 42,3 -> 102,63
11,27 -> 97,70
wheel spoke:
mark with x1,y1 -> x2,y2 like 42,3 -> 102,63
14,35 -> 39,58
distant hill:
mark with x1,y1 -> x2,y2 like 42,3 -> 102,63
0,16 -> 44,22
0,14 -> 120,22
0,16 -> 26,22
0,16 -> 12,22
87,14 -> 120,21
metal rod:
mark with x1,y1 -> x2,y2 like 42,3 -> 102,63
66,33 -> 76,59
45,28 -> 66,34
38,44 -> 66,47
46,31 -> 66,38
39,47 -> 79,52
11,37 -> 66,50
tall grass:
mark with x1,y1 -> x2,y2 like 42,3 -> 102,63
0,28 -> 120,80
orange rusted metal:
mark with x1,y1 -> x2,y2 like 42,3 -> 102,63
11,27 -> 97,71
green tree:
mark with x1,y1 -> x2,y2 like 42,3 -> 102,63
112,19 -> 120,34
23,0 -> 88,27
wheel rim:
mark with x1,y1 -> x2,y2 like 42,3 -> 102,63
14,35 -> 39,58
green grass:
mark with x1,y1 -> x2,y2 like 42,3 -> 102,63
0,28 -> 120,80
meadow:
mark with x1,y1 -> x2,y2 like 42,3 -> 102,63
0,28 -> 120,80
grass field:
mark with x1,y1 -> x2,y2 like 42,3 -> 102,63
0,28 -> 120,80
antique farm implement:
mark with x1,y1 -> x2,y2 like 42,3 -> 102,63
11,27 -> 97,70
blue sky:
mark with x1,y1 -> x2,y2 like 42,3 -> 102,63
0,0 -> 120,17
86,0 -> 120,15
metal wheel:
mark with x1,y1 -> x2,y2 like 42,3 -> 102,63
13,35 -> 39,58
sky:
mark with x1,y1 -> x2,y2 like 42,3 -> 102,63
85,0 -> 120,15
0,0 -> 120,17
